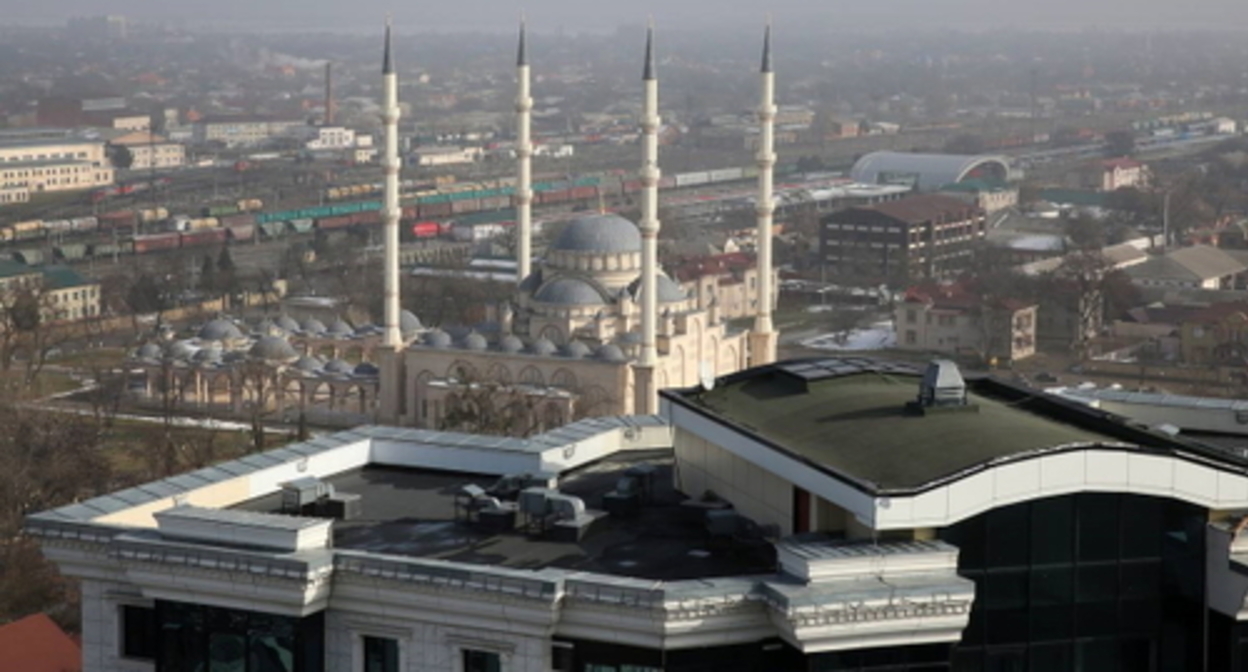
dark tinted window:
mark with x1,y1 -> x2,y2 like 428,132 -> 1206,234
121,605 -> 156,660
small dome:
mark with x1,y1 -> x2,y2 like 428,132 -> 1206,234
192,346 -> 223,364
249,336 -> 299,363
294,355 -> 324,372
353,362 -> 380,377
460,332 -> 488,351
424,329 -> 452,348
324,359 -> 353,375
628,274 -> 687,303
550,214 -> 641,254
275,315 -> 301,333
197,318 -> 244,342
326,318 -> 353,337
135,343 -> 162,360
518,270 -> 542,293
561,340 -> 591,359
301,318 -> 327,335
497,335 -> 524,353
528,337 -> 557,356
354,323 -> 380,335
400,310 -> 423,334
253,318 -> 281,337
596,344 -> 627,362
166,340 -> 198,360
534,277 -> 605,306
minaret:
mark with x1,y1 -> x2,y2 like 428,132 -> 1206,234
633,24 -> 661,416
515,20 -> 534,286
381,21 -> 402,350
749,23 -> 778,367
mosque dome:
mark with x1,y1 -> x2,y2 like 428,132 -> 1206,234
249,336 -> 299,363
528,337 -> 557,356
423,330 -> 452,349
192,346 -> 223,364
549,214 -> 641,254
324,359 -> 353,375
326,318 -> 354,338
135,343 -> 163,361
198,318 -> 244,342
460,332 -> 489,351
354,362 -> 380,377
628,274 -> 687,303
293,355 -> 324,373
166,341 -> 198,361
253,318 -> 281,337
497,335 -> 524,353
561,340 -> 591,359
275,315 -> 301,333
400,310 -> 423,334
596,344 -> 627,362
301,318 -> 327,335
534,278 -> 605,306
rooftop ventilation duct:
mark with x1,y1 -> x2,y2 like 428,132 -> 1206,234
918,359 -> 968,408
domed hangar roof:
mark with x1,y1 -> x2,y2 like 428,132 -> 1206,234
534,277 -> 606,306
849,151 -> 1011,191
549,214 -> 641,254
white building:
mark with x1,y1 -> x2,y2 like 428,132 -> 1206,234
306,126 -> 357,150
108,131 -> 186,170
30,357 -> 1248,672
410,146 -> 482,166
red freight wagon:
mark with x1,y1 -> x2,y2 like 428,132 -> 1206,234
401,206 -> 420,220
132,233 -> 181,254
411,222 -> 441,238
317,215 -> 354,230
421,202 -> 453,218
98,211 -> 136,228
623,181 -> 642,193
354,211 -> 382,226
180,229 -> 228,247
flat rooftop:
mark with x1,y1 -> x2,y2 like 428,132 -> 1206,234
233,449 -> 775,581
677,358 -> 1136,493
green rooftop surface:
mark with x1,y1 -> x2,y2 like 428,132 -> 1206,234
41,265 -> 94,289
689,371 -> 1115,493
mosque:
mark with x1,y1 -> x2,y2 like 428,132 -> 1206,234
376,24 -> 781,430
126,24 -> 781,434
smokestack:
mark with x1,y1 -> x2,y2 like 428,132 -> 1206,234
634,23 -> 661,415
749,22 -> 778,367
324,61 -> 334,125
515,20 -> 533,286
381,21 -> 403,350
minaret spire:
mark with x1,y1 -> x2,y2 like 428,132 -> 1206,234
381,18 -> 402,350
382,19 -> 393,74
749,20 -> 778,366
634,22 -> 662,415
514,18 -> 534,287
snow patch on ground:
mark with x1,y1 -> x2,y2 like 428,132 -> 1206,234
800,321 -> 897,351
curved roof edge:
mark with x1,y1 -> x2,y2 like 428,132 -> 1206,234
850,151 -> 1012,191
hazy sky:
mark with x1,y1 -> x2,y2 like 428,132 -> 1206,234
10,0 -> 1248,33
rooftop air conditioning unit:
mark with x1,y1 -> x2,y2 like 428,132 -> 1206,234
281,476 -> 333,514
